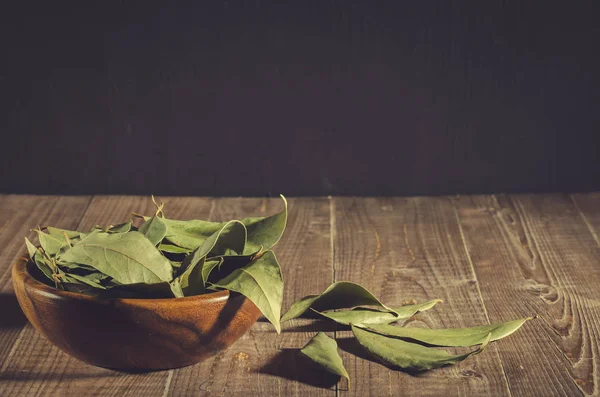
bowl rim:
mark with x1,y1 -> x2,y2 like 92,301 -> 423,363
12,253 -> 231,304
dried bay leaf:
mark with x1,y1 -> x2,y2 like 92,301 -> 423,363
176,221 -> 246,296
351,325 -> 490,371
210,250 -> 283,333
363,318 -> 531,347
35,229 -> 67,256
158,243 -> 193,254
161,218 -> 224,250
107,220 -> 133,234
59,231 -> 173,284
394,299 -> 443,320
46,226 -> 82,240
25,237 -> 54,283
300,332 -> 349,380
64,273 -> 107,290
138,215 -> 167,246
313,299 -> 442,326
314,307 -> 399,326
99,282 -> 177,299
281,281 -> 396,322
241,195 -> 287,254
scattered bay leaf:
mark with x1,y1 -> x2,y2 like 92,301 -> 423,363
351,324 -> 490,371
281,281 -> 395,322
363,318 -> 531,347
300,332 -> 349,380
211,250 -> 283,333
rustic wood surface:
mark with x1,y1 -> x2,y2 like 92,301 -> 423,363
0,194 -> 599,396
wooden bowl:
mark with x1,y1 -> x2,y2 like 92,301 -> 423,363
11,255 -> 262,371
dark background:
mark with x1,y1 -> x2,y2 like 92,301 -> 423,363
1,1 -> 598,196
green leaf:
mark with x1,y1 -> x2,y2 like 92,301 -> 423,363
314,308 -> 399,326
314,299 -> 443,326
107,220 -> 133,233
178,257 -> 212,296
35,229 -> 67,256
158,243 -> 194,254
351,324 -> 490,371
300,332 -> 349,380
201,257 -> 224,286
161,218 -> 224,250
211,250 -> 283,333
59,231 -> 173,284
24,237 -> 38,259
99,282 -> 177,298
363,318 -> 531,347
176,221 -> 246,296
393,299 -> 444,320
46,226 -> 81,240
281,282 -> 395,322
170,278 -> 184,298
64,273 -> 107,290
195,220 -> 246,259
139,215 -> 167,246
203,248 -> 262,285
241,195 -> 288,254
25,237 -> 54,283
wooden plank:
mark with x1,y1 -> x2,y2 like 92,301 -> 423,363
0,196 -> 213,397
332,197 -> 511,397
0,195 -> 91,371
454,194 -> 600,396
572,193 -> 600,246
166,197 -> 336,396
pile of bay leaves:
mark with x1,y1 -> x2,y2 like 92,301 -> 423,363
24,195 -> 529,380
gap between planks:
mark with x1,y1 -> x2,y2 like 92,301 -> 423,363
451,195 -> 514,397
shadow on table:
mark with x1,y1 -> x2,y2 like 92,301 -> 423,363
0,293 -> 28,329
0,369 -> 118,382
258,348 -> 339,389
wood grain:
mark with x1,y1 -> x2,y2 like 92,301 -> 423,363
166,197 -> 336,396
2,194 -> 599,396
0,195 -> 90,371
0,196 -> 213,396
454,194 -> 600,396
332,197 -> 511,397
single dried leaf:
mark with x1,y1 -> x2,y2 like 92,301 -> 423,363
107,220 -> 133,233
59,231 -> 173,284
315,299 -> 442,326
394,299 -> 443,319
158,243 -> 193,254
300,332 -> 349,380
64,273 -> 107,290
211,250 -> 283,333
46,226 -> 81,240
364,318 -> 531,347
35,229 -> 67,256
139,215 -> 167,246
25,237 -> 54,283
281,281 -> 395,322
351,324 -> 490,371
161,218 -> 223,250
314,307 -> 399,326
241,195 -> 288,254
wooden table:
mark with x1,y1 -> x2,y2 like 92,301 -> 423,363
1,194 -> 599,397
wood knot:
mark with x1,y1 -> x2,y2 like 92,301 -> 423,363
459,369 -> 482,379
234,351 -> 250,361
